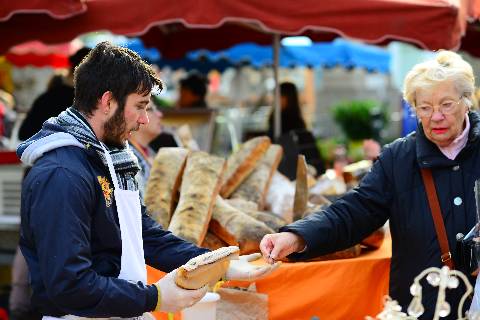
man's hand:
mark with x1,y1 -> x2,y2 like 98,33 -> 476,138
225,253 -> 280,281
154,269 -> 208,312
260,232 -> 306,264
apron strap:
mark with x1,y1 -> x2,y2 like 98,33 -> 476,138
99,143 -> 120,190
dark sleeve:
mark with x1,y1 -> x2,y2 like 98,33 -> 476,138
25,167 -> 157,317
18,97 -> 47,141
142,206 -> 209,271
148,133 -> 178,152
283,148 -> 393,260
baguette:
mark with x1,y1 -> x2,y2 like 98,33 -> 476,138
144,147 -> 189,228
211,196 -> 274,254
168,151 -> 226,245
224,198 -> 258,212
361,227 -> 385,249
293,155 -> 308,221
230,144 -> 283,209
226,198 -> 287,231
220,136 -> 271,198
201,231 -> 229,251
175,246 -> 239,289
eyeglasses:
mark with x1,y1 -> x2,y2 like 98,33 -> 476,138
415,97 -> 464,118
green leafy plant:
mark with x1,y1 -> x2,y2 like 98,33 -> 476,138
152,95 -> 173,108
332,100 -> 386,141
317,137 -> 341,166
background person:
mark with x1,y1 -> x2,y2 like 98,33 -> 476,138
268,81 -> 306,137
150,71 -> 210,152
177,71 -> 209,109
260,51 -> 479,319
18,47 -> 91,141
129,99 -> 163,201
269,81 -> 325,179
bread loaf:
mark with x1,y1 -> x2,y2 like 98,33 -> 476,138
176,246 -> 240,290
293,155 -> 308,221
211,196 -> 274,254
230,144 -> 283,209
144,147 -> 189,228
307,244 -> 362,261
201,231 -> 229,251
226,198 -> 286,231
361,227 -> 385,249
168,151 -> 226,245
220,136 -> 271,198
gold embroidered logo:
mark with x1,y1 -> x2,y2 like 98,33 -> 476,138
97,176 -> 112,207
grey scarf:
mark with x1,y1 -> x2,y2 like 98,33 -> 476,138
17,107 -> 140,191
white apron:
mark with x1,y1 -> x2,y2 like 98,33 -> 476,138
43,144 -> 147,320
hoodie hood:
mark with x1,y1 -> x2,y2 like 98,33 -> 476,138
17,120 -> 84,166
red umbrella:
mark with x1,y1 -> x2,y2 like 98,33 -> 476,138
0,0 -> 464,57
8,40 -> 81,56
5,53 -> 69,68
4,40 -> 83,68
0,0 -> 466,138
0,0 -> 86,22
0,0 -> 87,67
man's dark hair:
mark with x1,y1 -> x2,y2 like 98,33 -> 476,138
73,41 -> 162,116
180,71 -> 208,98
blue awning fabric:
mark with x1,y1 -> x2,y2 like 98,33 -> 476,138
157,38 -> 390,73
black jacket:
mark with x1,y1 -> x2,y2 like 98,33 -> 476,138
282,112 -> 480,319
18,83 -> 74,141
20,145 -> 207,318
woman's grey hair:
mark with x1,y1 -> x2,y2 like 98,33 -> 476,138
403,51 -> 475,109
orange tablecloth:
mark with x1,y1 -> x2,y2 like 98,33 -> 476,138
148,234 -> 392,320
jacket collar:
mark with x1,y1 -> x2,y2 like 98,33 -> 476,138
416,111 -> 480,168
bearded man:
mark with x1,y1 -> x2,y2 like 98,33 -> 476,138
16,42 -> 276,320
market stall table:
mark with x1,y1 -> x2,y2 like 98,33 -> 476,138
148,232 -> 392,320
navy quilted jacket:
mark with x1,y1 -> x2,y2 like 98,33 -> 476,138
19,143 -> 207,318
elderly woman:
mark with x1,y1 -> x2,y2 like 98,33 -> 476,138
260,51 -> 479,319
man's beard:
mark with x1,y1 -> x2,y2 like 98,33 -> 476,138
103,108 -> 127,148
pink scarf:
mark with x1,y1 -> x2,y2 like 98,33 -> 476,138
438,114 -> 470,160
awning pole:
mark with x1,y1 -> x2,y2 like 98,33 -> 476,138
273,33 -> 281,140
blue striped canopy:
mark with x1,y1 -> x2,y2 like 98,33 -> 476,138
157,38 -> 390,73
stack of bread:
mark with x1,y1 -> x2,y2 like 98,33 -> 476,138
145,137 -> 287,255
145,136 -> 383,259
